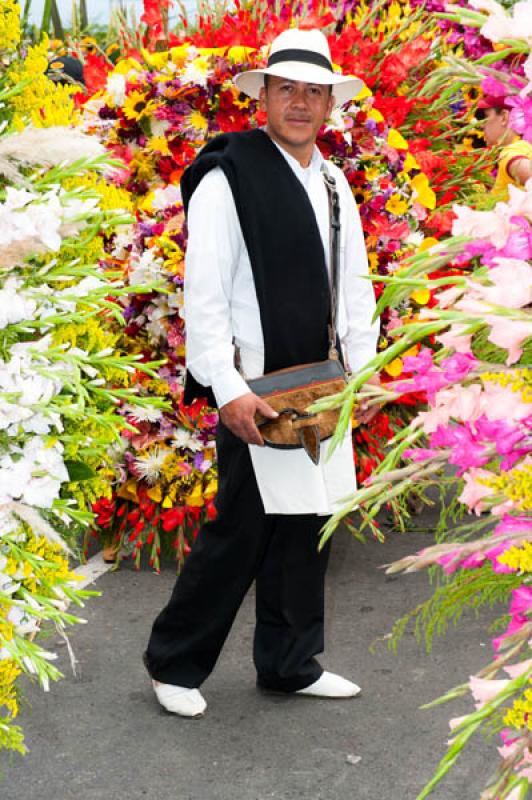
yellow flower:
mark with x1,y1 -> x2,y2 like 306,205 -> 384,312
403,152 -> 420,172
368,252 -> 379,272
385,194 -> 409,216
411,173 -> 436,210
147,136 -> 171,156
186,482 -> 205,508
383,345 -> 419,378
8,36 -> 78,128
387,129 -> 408,150
364,164 -> 381,182
384,357 -> 404,378
0,658 -> 21,720
411,276 -> 431,305
186,109 -> 208,133
504,684 -> 532,731
498,542 -> 532,573
0,0 -> 20,52
123,90 -> 159,121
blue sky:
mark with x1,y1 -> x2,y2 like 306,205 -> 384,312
28,0 -> 197,26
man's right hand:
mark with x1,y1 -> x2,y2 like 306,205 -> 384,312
219,392 -> 278,445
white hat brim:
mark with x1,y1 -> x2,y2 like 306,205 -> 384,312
234,62 -> 364,107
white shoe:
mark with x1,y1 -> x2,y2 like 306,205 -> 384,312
152,680 -> 207,717
295,671 -> 361,698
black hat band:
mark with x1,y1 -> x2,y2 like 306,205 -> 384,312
267,48 -> 333,72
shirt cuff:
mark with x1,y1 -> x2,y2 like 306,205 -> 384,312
211,368 -> 251,409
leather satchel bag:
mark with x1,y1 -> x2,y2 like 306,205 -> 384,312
248,166 -> 346,466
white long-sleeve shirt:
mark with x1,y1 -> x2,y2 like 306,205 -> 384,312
184,139 -> 379,514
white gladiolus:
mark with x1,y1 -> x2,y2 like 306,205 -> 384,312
0,438 -> 69,507
0,277 -> 38,329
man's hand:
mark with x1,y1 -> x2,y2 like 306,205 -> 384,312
219,392 -> 278,445
356,374 -> 382,426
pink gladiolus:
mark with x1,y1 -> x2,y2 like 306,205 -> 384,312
481,75 -> 509,97
503,659 -> 532,679
452,204 -> 512,249
402,347 -> 434,374
507,181 -> 532,220
459,552 -> 488,570
469,676 -> 510,709
457,467 -> 494,514
493,515 -> 532,536
482,385 -> 531,422
417,405 -> 452,434
493,615 -> 528,652
448,715 -> 470,732
486,316 -> 532,364
436,385 -> 484,424
438,551 -> 466,574
507,95 -> 532,143
430,424 -> 489,472
440,352 -> 478,381
486,543 -> 515,573
495,217 -> 532,262
403,448 -> 437,462
434,285 -> 464,308
474,416 -> 526,455
436,325 -> 472,354
509,586 -> 532,617
474,258 -> 532,308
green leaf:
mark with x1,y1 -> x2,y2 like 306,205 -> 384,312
64,460 -> 97,482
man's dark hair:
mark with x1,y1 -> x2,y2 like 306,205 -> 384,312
263,74 -> 332,95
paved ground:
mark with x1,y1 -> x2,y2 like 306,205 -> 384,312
3,522 -> 498,800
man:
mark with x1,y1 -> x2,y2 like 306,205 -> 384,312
476,94 -> 532,200
144,28 -> 379,718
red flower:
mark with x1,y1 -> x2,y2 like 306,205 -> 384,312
83,53 -> 111,96
161,507 -> 186,532
92,497 -> 115,528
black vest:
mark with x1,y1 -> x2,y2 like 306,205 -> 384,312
181,129 -> 331,407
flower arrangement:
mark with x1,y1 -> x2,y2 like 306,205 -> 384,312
0,3 -> 163,755
77,0 -> 477,564
314,157 -> 532,800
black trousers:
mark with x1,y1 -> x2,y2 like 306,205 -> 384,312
145,423 -> 331,693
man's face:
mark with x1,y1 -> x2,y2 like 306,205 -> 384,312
481,107 -> 509,147
259,76 -> 334,156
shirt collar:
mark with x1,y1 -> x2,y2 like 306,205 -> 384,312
269,136 -> 324,176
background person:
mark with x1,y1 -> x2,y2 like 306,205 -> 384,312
476,94 -> 532,200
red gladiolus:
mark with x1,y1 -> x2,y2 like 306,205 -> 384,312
161,507 -> 186,532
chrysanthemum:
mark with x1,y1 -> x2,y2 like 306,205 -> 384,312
185,109 -> 208,133
134,446 -> 170,485
123,405 -> 163,424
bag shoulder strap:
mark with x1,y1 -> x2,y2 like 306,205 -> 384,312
321,163 -> 341,360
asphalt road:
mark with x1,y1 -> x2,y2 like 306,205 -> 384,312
3,523 -> 498,800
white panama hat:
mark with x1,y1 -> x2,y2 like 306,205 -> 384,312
234,28 -> 363,108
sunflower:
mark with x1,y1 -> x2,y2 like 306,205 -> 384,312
123,90 -> 159,121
